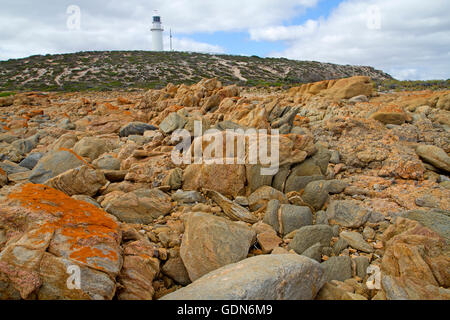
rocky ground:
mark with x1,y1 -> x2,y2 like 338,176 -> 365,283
0,76 -> 449,300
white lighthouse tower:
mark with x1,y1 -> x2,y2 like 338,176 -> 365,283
151,11 -> 164,51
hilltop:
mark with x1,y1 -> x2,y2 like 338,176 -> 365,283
0,51 -> 393,92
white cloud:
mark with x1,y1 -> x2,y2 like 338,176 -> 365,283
0,0 -> 318,60
250,0 -> 450,80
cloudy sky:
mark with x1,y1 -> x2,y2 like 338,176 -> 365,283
0,0 -> 449,80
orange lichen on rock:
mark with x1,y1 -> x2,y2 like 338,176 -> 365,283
8,184 -> 120,270
57,148 -> 93,168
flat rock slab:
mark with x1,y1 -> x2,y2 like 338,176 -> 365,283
161,254 -> 325,300
180,212 -> 256,281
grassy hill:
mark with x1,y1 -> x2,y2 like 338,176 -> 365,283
0,50 -> 394,92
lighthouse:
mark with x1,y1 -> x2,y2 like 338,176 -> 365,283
151,11 -> 164,51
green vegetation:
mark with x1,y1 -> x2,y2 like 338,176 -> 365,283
376,79 -> 450,92
0,51 -> 393,92
0,92 -> 15,97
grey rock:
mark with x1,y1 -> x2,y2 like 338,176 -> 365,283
340,231 -> 374,253
280,205 -> 313,235
159,113 -> 187,134
285,175 -> 324,193
93,155 -> 121,170
119,122 -> 157,137
301,242 -> 322,262
28,150 -> 85,184
288,225 -> 333,254
180,212 -> 256,281
315,210 -> 329,225
348,95 -> 368,103
161,254 -> 326,300
332,225 -> 340,237
321,256 -> 352,282
0,161 -> 29,175
329,150 -> 340,164
18,152 -> 43,170
326,200 -> 372,228
172,190 -> 205,204
402,209 -> 450,244
415,195 -> 439,208
246,164 -> 273,194
264,201 -> 312,236
416,144 -> 450,173
353,256 -> 370,279
333,237 -> 348,255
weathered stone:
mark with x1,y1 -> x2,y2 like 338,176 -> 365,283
18,152 -> 43,170
162,256 -> 191,286
416,144 -> 450,173
73,137 -> 118,161
161,254 -> 325,300
28,149 -> 85,184
264,200 -> 313,236
402,209 -> 450,244
288,225 -> 333,254
172,189 -> 205,204
301,242 -> 322,262
117,240 -> 160,300
206,189 -> 257,223
321,256 -> 352,282
159,113 -> 187,134
353,256 -> 370,279
45,165 -> 107,197
340,231 -> 374,253
248,186 -> 288,211
180,212 -> 256,281
326,200 -> 372,228
119,122 -> 157,137
183,163 -> 246,198
101,188 -> 172,224
0,184 -> 121,300
93,155 -> 121,170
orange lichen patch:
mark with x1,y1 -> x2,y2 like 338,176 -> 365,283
377,104 -> 405,113
57,148 -> 93,168
2,126 -> 10,131
104,102 -> 119,111
8,184 -> 119,269
0,167 -> 6,175
167,105 -> 184,112
117,97 -> 132,105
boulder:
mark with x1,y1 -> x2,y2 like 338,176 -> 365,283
161,256 -> 191,286
288,225 -> 333,255
380,217 -> 450,299
321,256 -> 353,282
119,122 -> 157,137
161,254 -> 325,300
370,105 -> 408,125
180,212 -> 256,281
248,186 -> 288,211
101,188 -> 172,224
18,152 -> 44,170
326,200 -> 372,228
183,163 -> 246,198
28,149 -> 86,184
159,113 -> 187,134
416,144 -> 450,173
117,240 -> 160,300
45,165 -> 107,197
339,231 -> 374,253
264,200 -> 313,236
73,137 -> 118,161
0,184 -> 121,300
